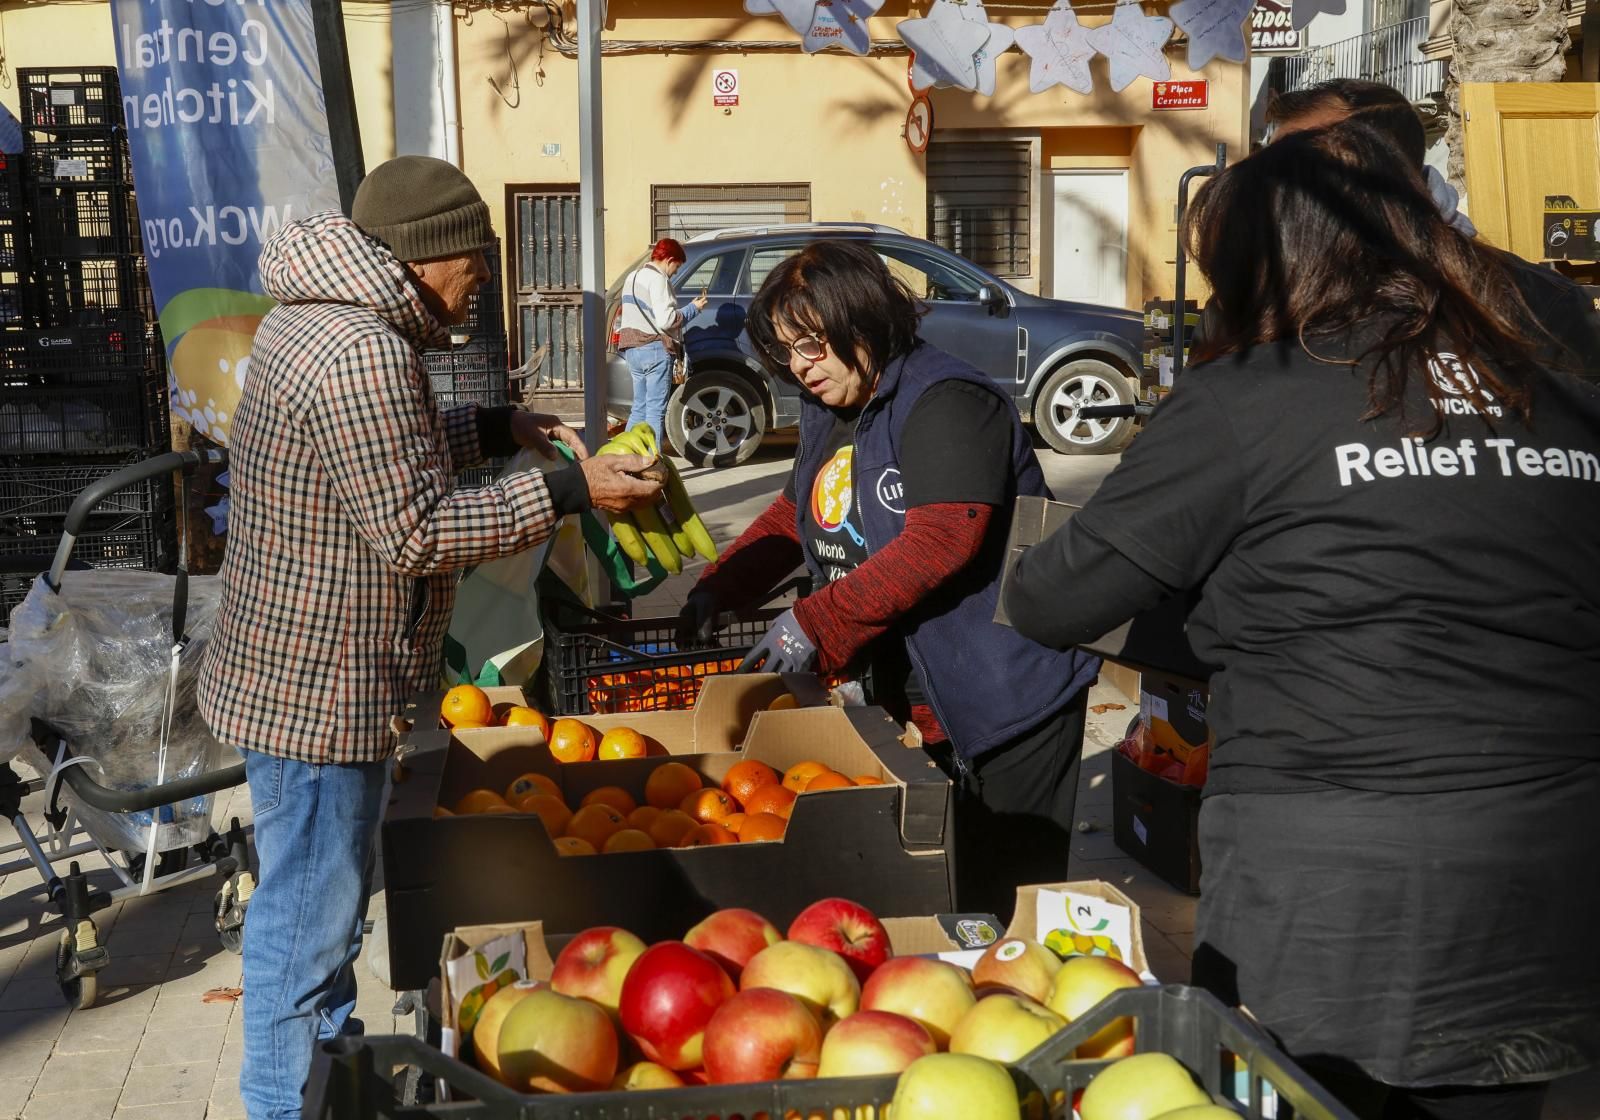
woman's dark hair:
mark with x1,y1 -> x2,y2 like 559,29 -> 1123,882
1185,120 -> 1542,435
1266,79 -> 1426,168
650,238 -> 687,265
746,240 -> 924,379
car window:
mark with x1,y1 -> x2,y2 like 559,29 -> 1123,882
679,251 -> 740,297
741,246 -> 802,295
875,244 -> 984,302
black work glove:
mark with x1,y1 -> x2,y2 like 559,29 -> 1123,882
675,590 -> 722,650
737,609 -> 818,674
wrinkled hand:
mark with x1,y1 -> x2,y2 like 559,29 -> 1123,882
692,294 -> 710,312
676,590 -> 722,650
581,454 -> 663,514
737,608 -> 817,674
511,411 -> 589,461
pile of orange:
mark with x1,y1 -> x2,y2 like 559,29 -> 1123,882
439,684 -> 554,736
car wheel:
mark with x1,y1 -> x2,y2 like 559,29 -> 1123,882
1034,360 -> 1137,455
667,371 -> 768,467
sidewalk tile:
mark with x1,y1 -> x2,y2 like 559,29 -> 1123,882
97,955 -> 171,988
32,1048 -> 134,1097
0,1040 -> 52,1081
0,979 -> 63,1013
132,1025 -> 223,1070
116,1062 -> 212,1108
207,1074 -> 245,1119
0,1077 -> 34,1120
55,1004 -> 153,1056
21,1089 -> 119,1120
103,923 -> 180,958
217,1038 -> 242,1075
0,1005 -> 69,1044
145,989 -> 233,1030
112,1103 -> 206,1120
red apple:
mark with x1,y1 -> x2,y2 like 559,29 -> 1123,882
551,926 -> 647,1015
684,908 -> 782,981
618,941 -> 736,1071
740,940 -> 860,1028
702,987 -> 824,1083
816,1010 -> 937,1077
949,993 -> 1066,1063
495,986 -> 619,1092
971,937 -> 1062,1003
859,956 -> 976,1049
1044,955 -> 1143,1059
786,897 -> 892,984
611,1061 -> 684,1090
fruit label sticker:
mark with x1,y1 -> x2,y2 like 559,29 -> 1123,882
1034,889 -> 1137,969
811,445 -> 866,548
443,929 -> 529,1060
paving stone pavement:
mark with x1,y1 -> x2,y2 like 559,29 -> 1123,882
1,442 -> 1594,1117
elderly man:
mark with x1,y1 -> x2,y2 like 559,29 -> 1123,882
197,155 -> 659,1119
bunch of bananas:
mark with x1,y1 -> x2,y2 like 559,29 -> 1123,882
600,423 -> 718,574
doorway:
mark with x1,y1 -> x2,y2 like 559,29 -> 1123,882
1048,170 -> 1129,307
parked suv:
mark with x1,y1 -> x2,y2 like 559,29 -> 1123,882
605,223 -> 1145,466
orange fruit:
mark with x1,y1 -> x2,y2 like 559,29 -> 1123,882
597,727 -> 649,760
479,802 -> 517,814
450,720 -> 490,730
549,718 -> 599,763
647,809 -> 699,849
432,805 -> 453,819
516,793 -> 573,838
681,788 -> 737,824
805,771 -> 855,792
566,803 -> 627,849
740,812 -> 788,843
645,762 -> 703,809
455,788 -> 511,815
721,812 -> 746,836
741,784 -> 797,820
679,822 -> 739,847
854,774 -> 885,786
442,684 -> 494,728
722,760 -> 781,809
782,760 -> 829,794
627,805 -> 663,832
603,828 -> 655,853
502,706 -> 552,738
554,836 -> 597,856
582,786 -> 638,815
506,772 -> 562,803
768,694 -> 799,711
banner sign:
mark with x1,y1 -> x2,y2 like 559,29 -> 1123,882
110,0 -> 343,446
1251,0 -> 1305,52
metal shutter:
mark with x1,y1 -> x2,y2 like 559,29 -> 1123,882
927,140 -> 1031,278
651,184 -> 811,241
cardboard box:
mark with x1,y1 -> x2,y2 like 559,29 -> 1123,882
1112,748 -> 1203,895
383,696 -> 958,991
1140,672 -> 1209,760
996,496 -> 1213,686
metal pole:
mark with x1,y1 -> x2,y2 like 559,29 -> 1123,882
309,0 -> 366,212
1172,143 -> 1226,380
578,0 -> 608,442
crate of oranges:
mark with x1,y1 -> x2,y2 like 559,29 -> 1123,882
381,686 -> 958,994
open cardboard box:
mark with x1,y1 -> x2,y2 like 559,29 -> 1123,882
384,699 -> 958,992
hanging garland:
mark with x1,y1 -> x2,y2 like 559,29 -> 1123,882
1085,0 -> 1174,91
1014,1 -> 1096,95
1169,0 -> 1253,69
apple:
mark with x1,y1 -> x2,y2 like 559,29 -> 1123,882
1077,1052 -> 1209,1120
971,937 -> 1062,1003
859,956 -> 976,1049
495,986 -> 619,1092
611,1061 -> 684,1090
740,940 -> 861,1028
786,897 -> 892,983
1147,1108 -> 1241,1120
685,908 -> 782,981
948,993 -> 1066,1063
889,1052 -> 1021,1120
1045,956 -> 1143,1059
702,987 -> 824,1083
618,941 -> 736,1071
816,1010 -> 936,1077
472,980 -> 543,1081
551,926 -> 647,1015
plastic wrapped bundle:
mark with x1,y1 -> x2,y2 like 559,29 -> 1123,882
0,570 -> 232,852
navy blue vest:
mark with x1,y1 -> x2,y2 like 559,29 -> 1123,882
794,344 -> 1101,760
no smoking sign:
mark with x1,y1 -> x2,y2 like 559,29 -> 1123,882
713,68 -> 740,108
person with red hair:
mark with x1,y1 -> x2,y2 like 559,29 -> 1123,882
617,237 -> 710,437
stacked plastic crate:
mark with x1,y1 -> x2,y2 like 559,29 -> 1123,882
432,242 -> 513,488
0,68 -> 175,619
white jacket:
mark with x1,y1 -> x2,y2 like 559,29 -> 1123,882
619,262 -> 686,338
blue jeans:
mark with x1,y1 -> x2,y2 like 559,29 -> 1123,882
239,749 -> 388,1120
624,341 -> 673,438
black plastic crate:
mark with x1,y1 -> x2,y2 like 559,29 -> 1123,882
0,321 -> 149,374
27,182 -> 142,258
454,458 -> 508,490
24,134 -> 134,186
0,506 -> 176,572
1,566 -> 38,624
18,69 -> 123,132
0,458 -> 171,520
0,368 -> 168,456
458,239 -> 506,340
0,209 -> 27,274
425,344 -> 509,408
31,256 -> 155,327
0,276 -> 29,330
0,153 -> 22,212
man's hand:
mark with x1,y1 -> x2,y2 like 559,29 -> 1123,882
581,454 -> 664,514
511,411 -> 589,461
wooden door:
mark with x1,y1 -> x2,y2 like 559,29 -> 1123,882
1462,83 -> 1600,261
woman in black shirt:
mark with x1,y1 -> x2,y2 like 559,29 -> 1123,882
1005,122 -> 1600,1120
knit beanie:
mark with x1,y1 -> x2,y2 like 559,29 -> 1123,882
350,155 -> 495,263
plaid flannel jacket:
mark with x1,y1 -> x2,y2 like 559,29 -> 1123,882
197,212 -> 562,764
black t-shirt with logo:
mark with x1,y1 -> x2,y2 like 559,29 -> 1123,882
1070,330 -> 1600,795
783,381 -> 1014,706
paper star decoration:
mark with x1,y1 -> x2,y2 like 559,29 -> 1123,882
804,0 -> 887,55
953,0 -> 1015,97
1291,0 -> 1347,31
1170,0 -> 1253,69
1015,2 -> 1096,95
900,0 -> 994,91
744,0 -> 819,37
1085,1 -> 1174,92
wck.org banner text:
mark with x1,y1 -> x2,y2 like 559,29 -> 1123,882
111,0 -> 342,446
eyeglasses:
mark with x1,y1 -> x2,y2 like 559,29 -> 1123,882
766,333 -> 828,365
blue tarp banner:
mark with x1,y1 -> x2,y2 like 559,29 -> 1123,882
110,1 -> 343,446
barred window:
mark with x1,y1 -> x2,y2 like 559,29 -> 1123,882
651,184 -> 811,242
927,140 -> 1031,278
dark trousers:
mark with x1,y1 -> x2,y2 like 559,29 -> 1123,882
926,691 -> 1088,924
1307,1064 -> 1550,1120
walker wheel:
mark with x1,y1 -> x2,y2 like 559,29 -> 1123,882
55,924 -> 101,1010
215,871 -> 251,955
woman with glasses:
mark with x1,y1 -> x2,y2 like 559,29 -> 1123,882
675,239 -> 1100,921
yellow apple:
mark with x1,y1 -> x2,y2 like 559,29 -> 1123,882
889,1052 -> 1020,1120
1078,1052 -> 1210,1120
949,993 -> 1066,1063
740,940 -> 860,1027
1045,955 -> 1143,1059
